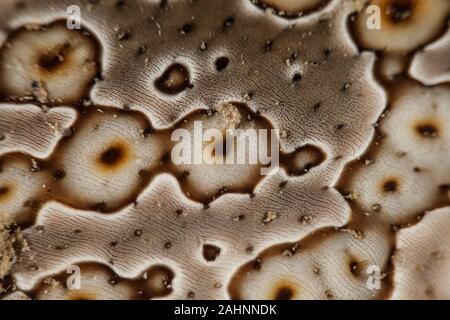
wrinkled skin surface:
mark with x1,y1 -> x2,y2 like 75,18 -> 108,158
0,0 -> 449,300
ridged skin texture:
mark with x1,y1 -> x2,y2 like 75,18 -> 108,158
0,0 -> 449,300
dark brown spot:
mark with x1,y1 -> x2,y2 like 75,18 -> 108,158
179,23 -> 194,35
38,43 -> 71,72
425,287 -> 435,298
416,123 -> 439,138
215,57 -> 229,72
137,45 -> 147,55
202,244 -> 221,262
115,0 -> 126,8
99,145 -> 125,167
386,0 -> 415,23
115,28 -> 131,41
264,40 -> 273,52
0,186 -> 10,198
252,258 -> 262,270
274,286 -> 294,300
155,63 -> 190,95
292,73 -> 302,84
51,169 -> 66,181
349,260 -> 363,277
95,202 -> 107,212
383,179 -> 398,193
223,16 -> 235,28
16,1 -> 27,9
159,0 -> 167,8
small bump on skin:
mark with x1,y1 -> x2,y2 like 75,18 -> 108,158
51,169 -> 66,181
179,23 -> 194,35
223,16 -> 235,28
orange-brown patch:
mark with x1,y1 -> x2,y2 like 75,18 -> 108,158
383,0 -> 417,24
381,177 -> 400,193
271,281 -> 299,300
37,42 -> 72,74
415,121 -> 439,138
0,185 -> 12,202
96,141 -> 131,172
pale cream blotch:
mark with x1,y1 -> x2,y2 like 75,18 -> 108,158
229,222 -> 392,300
0,22 -> 99,105
51,108 -> 168,211
410,28 -> 450,85
352,0 -> 450,54
339,82 -> 450,225
0,155 -> 49,225
392,207 -> 450,299
169,102 -> 278,203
